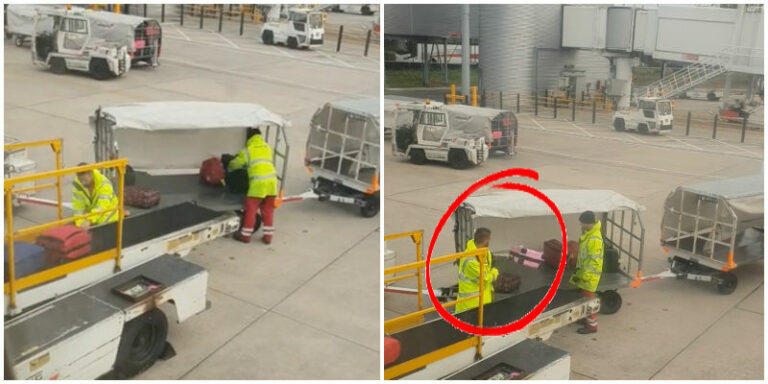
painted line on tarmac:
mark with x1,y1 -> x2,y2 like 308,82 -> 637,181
668,135 -> 703,151
215,33 -> 240,49
569,121 -> 594,137
175,27 -> 192,41
714,138 -> 761,156
622,132 -> 647,144
316,49 -> 356,68
529,117 -> 548,131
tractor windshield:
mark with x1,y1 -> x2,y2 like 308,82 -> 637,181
309,13 -> 323,29
657,101 -> 672,115
291,12 -> 307,23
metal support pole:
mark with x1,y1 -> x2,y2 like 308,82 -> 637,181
180,5 -> 184,25
499,91 -> 503,110
460,5 -> 470,97
534,91 -> 539,116
516,93 -> 520,113
544,89 -> 549,107
592,98 -> 597,124
336,25 -> 343,52
554,97 -> 558,118
741,117 -> 748,143
712,114 -> 718,139
482,90 -> 486,107
364,29 -> 372,56
240,9 -> 245,35
219,5 -> 224,32
161,4 -> 165,22
200,6 -> 204,29
143,4 -> 147,17
571,98 -> 576,121
686,111 -> 691,136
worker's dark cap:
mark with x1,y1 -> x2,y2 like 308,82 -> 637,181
579,210 -> 596,224
76,162 -> 91,176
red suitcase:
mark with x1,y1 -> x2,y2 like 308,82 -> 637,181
36,225 -> 92,261
124,186 -> 161,208
200,157 -> 225,187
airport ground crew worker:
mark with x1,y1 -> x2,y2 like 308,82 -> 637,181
455,227 -> 499,313
570,210 -> 604,334
72,163 -> 119,229
230,128 -> 278,245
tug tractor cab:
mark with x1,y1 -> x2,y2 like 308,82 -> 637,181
613,97 -> 673,134
31,8 -> 130,80
393,101 -> 489,169
261,6 -> 324,49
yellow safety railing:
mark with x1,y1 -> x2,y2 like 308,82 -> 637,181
4,139 -> 65,221
383,240 -> 489,380
4,156 -> 127,310
384,230 -> 424,311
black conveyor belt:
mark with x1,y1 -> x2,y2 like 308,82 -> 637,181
133,172 -> 246,212
88,202 -> 225,255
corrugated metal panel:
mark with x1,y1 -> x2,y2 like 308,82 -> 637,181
384,4 -> 480,39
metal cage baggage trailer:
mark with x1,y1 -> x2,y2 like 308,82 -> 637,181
91,101 -> 290,213
660,174 -> 764,294
305,97 -> 380,217
453,189 -> 646,315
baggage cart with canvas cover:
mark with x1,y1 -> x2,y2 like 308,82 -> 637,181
4,142 -> 240,379
658,174 -> 763,294
384,96 -> 422,139
5,4 -> 58,46
4,136 -> 38,207
305,97 -> 380,217
444,104 -> 518,155
91,101 -> 290,215
452,189 -> 646,315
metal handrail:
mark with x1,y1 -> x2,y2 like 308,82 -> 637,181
383,241 -> 489,380
4,138 -> 64,220
4,158 -> 128,310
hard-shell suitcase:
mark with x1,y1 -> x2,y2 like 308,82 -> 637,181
494,272 -> 521,293
543,239 -> 564,268
124,186 -> 161,208
36,225 -> 92,261
4,242 -> 49,282
200,157 -> 226,187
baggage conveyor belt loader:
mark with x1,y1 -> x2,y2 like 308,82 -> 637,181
4,140 -> 239,379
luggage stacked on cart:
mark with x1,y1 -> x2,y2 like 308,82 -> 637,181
37,225 -> 92,262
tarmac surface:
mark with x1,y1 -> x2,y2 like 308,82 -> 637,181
4,11 -> 379,380
383,92 -> 764,379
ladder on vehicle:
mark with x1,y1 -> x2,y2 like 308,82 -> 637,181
641,46 -> 764,99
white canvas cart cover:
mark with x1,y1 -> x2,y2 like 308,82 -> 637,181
101,102 -> 288,131
464,189 -> 643,219
445,104 -> 508,119
445,107 -> 492,139
86,10 -> 149,52
5,4 -> 59,36
331,98 -> 380,120
385,96 -> 423,131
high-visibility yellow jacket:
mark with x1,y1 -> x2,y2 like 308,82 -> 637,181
72,169 -> 119,226
569,221 -> 604,292
455,239 -> 499,313
228,134 -> 278,199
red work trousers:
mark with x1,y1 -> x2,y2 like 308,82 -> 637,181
582,290 -> 598,330
240,196 -> 275,241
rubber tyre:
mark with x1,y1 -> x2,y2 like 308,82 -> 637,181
707,92 -> 719,101
638,123 -> 650,135
90,59 -> 112,80
448,150 -> 470,170
287,37 -> 298,49
114,308 -> 168,378
14,36 -> 24,47
598,290 -> 622,315
716,272 -> 737,295
360,194 -> 379,218
262,30 -> 274,45
613,118 -> 625,132
408,148 -> 426,165
50,57 -> 66,75
361,6 -> 371,15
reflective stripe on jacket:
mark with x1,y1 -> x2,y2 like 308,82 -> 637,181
228,134 -> 278,198
455,239 -> 499,313
569,220 -> 604,292
72,169 -> 119,226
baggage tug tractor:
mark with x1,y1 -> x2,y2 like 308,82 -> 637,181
261,6 -> 324,49
392,101 -> 490,169
612,97 -> 674,134
31,8 -> 130,79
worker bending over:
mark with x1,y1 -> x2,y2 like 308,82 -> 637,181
570,210 -> 604,334
230,128 -> 278,245
72,162 -> 119,229
455,227 -> 499,313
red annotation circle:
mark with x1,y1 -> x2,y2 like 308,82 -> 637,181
425,168 -> 568,336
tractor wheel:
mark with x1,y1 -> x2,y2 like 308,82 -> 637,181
50,57 -> 66,75
262,30 -> 274,45
716,272 -> 737,295
113,309 -> 169,378
408,149 -> 426,165
14,35 -> 24,47
90,58 -> 112,80
638,123 -> 650,135
448,149 -> 470,170
287,37 -> 298,49
360,194 -> 380,218
613,118 -> 625,132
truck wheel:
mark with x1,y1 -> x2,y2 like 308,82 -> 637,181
598,290 -> 622,314
50,57 -> 66,75
361,6 -> 371,15
262,30 -> 274,45
360,194 -> 379,218
408,149 -> 426,165
716,272 -> 737,295
448,150 -> 470,170
638,123 -> 649,135
287,37 -> 298,49
14,36 -> 24,47
90,59 -> 112,80
114,308 -> 169,378
613,118 -> 625,132
707,91 -> 719,101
